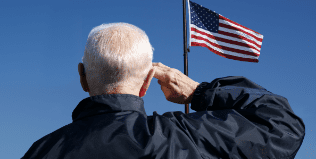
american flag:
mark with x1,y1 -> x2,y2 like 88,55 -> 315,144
188,0 -> 263,62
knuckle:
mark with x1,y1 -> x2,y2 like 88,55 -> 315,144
171,68 -> 177,73
166,72 -> 173,83
173,68 -> 181,75
173,68 -> 180,73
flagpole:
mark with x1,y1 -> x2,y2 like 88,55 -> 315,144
183,0 -> 190,114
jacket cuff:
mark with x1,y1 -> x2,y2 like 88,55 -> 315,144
190,82 -> 210,111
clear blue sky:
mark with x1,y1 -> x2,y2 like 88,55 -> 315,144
1,0 -> 315,158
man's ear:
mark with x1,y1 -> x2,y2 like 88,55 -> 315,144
78,63 -> 90,92
139,67 -> 156,97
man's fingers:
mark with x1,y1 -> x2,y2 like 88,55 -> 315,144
152,62 -> 173,83
152,66 -> 165,82
152,62 -> 170,69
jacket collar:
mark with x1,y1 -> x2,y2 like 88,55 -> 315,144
72,94 -> 146,122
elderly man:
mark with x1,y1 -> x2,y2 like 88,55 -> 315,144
22,22 -> 305,159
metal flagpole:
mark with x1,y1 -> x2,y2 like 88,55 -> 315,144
183,0 -> 190,114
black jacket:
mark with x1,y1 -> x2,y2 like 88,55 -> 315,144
21,76 -> 305,159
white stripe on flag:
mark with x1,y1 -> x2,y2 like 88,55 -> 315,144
191,24 -> 262,51
191,28 -> 260,55
191,38 -> 259,59
218,27 -> 262,46
219,18 -> 264,39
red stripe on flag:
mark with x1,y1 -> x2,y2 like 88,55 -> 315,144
191,42 -> 259,63
219,23 -> 263,43
191,34 -> 259,57
218,30 -> 262,49
191,27 -> 260,52
219,15 -> 262,36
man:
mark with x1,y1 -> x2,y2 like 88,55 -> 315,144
22,22 -> 305,159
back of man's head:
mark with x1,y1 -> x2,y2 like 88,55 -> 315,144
81,22 -> 154,96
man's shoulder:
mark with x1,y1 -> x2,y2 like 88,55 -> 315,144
31,122 -> 73,148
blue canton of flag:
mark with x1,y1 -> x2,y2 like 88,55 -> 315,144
190,2 -> 219,33
188,0 -> 264,63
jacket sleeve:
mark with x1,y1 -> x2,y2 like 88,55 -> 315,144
162,76 -> 305,159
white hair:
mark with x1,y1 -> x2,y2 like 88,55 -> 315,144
81,22 -> 154,95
